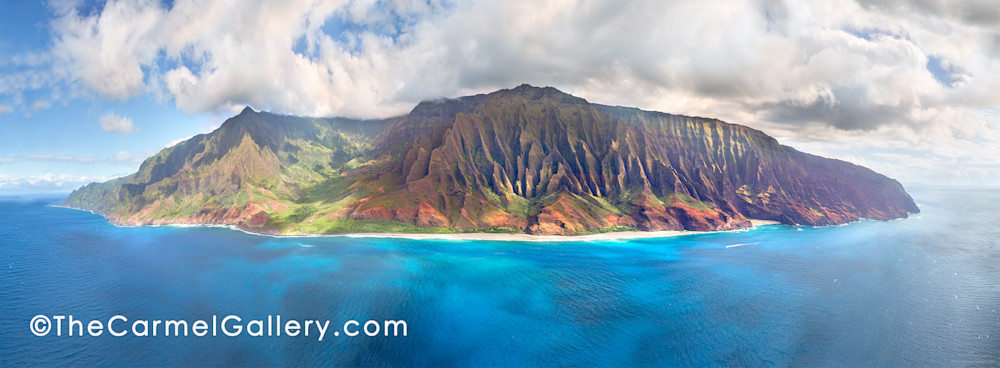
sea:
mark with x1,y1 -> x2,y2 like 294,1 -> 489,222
1,186 -> 997,367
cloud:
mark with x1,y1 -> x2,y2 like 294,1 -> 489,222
0,154 -> 96,164
107,150 -> 140,163
0,173 -> 112,193
31,100 -> 52,112
99,113 -> 135,133
164,134 -> 195,149
0,105 -> 12,115
855,0 -> 1000,27
41,0 -> 1000,124
50,0 -> 164,100
7,0 -> 998,183
0,152 -> 142,165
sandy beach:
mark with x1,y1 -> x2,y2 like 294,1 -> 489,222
55,204 -> 783,242
327,219 -> 783,242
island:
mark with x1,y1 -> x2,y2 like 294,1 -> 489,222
63,85 -> 919,236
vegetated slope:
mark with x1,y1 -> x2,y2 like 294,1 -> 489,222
64,85 -> 918,235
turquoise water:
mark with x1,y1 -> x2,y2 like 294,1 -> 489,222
1,187 -> 997,366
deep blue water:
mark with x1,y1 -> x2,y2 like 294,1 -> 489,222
1,187 -> 998,367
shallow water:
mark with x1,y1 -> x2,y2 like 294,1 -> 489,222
1,187 -> 997,366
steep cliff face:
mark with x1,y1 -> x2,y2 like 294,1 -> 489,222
64,85 -> 918,235
350,85 -> 917,234
63,107 -> 390,229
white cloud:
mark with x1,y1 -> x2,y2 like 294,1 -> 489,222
0,152 -> 145,165
50,0 -> 164,100
45,0 -> 1000,121
164,135 -> 194,149
31,100 -> 51,112
107,150 -> 140,163
0,105 -> 12,115
99,113 -> 135,133
21,0 -> 1000,183
0,154 -> 96,164
0,173 -> 111,192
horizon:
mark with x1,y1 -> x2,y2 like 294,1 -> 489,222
2,1 -> 999,191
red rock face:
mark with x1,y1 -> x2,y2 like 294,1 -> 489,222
666,201 -> 750,231
604,214 -> 638,228
118,201 -> 270,231
326,208 -> 352,220
415,202 -> 450,228
393,207 -> 417,224
248,209 -> 268,227
265,200 -> 287,213
528,208 -> 576,235
65,85 -> 919,236
351,206 -> 394,222
359,86 -> 916,234
479,212 -> 528,229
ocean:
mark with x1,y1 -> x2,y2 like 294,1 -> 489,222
1,186 -> 997,367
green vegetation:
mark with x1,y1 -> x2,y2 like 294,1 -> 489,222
62,84 -> 919,235
299,218 -> 455,235
664,192 -> 713,210
462,226 -> 524,234
593,225 -> 638,233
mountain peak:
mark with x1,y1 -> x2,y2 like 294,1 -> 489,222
240,106 -> 256,115
500,84 -> 587,104
63,86 -> 918,236
409,85 -> 587,117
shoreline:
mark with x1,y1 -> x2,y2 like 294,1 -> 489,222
333,219 -> 783,242
51,204 -> 783,242
169,219 -> 783,242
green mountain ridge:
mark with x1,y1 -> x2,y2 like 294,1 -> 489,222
63,84 -> 919,235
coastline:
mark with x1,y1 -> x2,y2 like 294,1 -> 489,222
51,204 -> 783,242
279,219 -> 783,242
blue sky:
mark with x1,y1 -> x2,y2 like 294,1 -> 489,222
1,0 -> 999,192
0,0 -> 221,191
